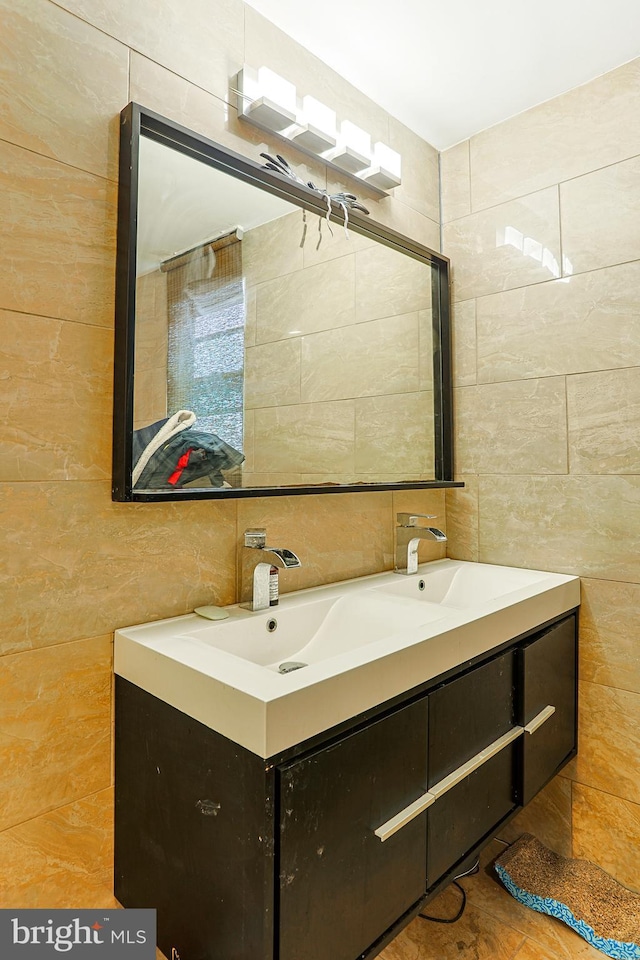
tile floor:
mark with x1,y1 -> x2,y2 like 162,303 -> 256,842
378,840 -> 603,960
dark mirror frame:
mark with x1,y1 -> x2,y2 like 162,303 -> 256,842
113,103 -> 458,501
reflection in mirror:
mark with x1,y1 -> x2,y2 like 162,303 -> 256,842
132,135 -> 436,492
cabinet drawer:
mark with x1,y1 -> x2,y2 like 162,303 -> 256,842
520,614 -> 577,804
427,744 -> 517,887
277,698 -> 428,960
428,650 -> 515,786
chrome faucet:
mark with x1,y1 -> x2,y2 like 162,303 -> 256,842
240,528 -> 302,611
394,513 -> 447,575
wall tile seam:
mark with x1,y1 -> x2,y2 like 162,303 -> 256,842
579,676 -> 640,701
442,147 -> 640,224
476,365 -> 640,388
46,0 -> 239,109
0,784 -> 115,840
0,633 -> 114,663
449,253 -> 640,303
571,778 -> 640,809
568,771 -> 640,810
0,306 -> 116,334
0,132 -> 119,187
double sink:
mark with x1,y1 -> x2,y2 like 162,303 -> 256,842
114,559 -> 580,758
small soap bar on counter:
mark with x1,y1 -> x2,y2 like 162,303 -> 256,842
194,605 -> 230,621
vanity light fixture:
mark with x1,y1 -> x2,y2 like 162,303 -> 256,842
285,95 -> 337,153
326,120 -> 372,173
362,142 -> 403,190
236,65 -> 297,132
234,65 -> 402,194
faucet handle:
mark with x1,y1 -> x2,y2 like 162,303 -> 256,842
396,512 -> 436,527
244,528 -> 266,548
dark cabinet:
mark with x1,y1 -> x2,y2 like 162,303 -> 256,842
519,615 -> 578,805
115,610 -> 578,960
278,699 -> 428,960
426,652 -> 518,885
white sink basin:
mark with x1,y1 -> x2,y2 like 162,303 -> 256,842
375,562 -> 550,609
177,592 -> 447,671
115,559 -> 580,758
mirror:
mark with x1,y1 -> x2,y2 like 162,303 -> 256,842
113,104 -> 454,501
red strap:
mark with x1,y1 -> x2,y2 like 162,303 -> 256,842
167,447 -> 194,485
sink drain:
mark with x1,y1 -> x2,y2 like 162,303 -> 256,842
278,661 -> 308,674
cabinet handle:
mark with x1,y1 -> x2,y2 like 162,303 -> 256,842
524,704 -> 555,735
374,790 -> 437,842
429,725 -> 525,801
374,725 -> 525,842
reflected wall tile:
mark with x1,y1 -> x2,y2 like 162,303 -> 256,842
497,775 -> 572,857
388,117 -> 440,223
476,261 -> 640,383
568,367 -> 640,474
244,7 -> 390,148
478,475 -> 640,581
560,155 -> 640,275
252,402 -> 355,474
452,299 -> 477,386
455,378 -> 567,475
255,254 -> 354,341
579,578 -> 640,695
243,212 -> 305,288
0,312 -> 112,482
445,477 -> 479,562
355,245 -> 431,322
441,140 -> 471,223
0,0 -> 128,180
0,788 -> 115,909
55,0 -> 244,103
443,187 -> 561,301
0,636 -> 112,831
0,140 -> 116,327
470,58 -> 640,211
393,490 -> 447,564
568,680 -> 640,806
245,339 -> 301,409
0,481 -> 237,656
129,54 -> 328,190
237,492 -> 394,591
302,223 -> 373,269
572,783 -> 640,894
355,392 -> 433,478
302,314 -> 420,402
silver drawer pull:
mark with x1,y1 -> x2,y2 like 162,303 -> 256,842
525,704 -> 555,735
374,790 -> 437,842
374,724 -> 526,842
429,726 -> 524,800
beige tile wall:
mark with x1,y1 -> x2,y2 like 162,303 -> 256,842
0,0 -> 442,907
443,58 -> 640,892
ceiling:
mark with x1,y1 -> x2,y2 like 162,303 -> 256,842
243,0 -> 640,149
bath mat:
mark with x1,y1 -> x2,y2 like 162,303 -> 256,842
494,834 -> 640,959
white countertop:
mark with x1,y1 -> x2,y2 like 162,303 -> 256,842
114,559 -> 580,758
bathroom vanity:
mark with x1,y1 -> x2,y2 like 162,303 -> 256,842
114,560 -> 579,960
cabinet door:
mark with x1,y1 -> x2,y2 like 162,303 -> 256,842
426,652 -> 518,887
277,698 -> 428,960
520,614 -> 577,805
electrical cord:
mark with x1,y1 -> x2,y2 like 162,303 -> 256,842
418,857 -> 480,924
